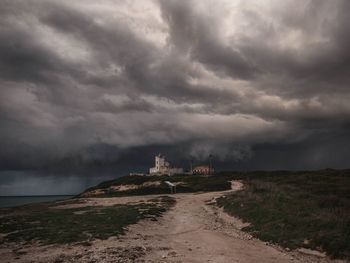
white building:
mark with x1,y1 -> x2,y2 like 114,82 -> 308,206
149,154 -> 183,175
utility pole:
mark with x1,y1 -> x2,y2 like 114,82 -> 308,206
209,154 -> 213,176
189,157 -> 193,174
189,155 -> 194,175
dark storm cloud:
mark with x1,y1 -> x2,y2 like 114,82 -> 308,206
159,0 -> 259,80
1,0 -> 350,194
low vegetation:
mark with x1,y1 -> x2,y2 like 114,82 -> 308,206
80,168 -> 350,259
81,169 -> 350,259
4,168 -> 348,260
216,169 -> 350,259
0,196 -> 175,244
81,174 -> 232,197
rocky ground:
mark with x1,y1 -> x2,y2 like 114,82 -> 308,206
0,181 -> 346,263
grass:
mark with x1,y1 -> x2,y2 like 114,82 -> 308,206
34,168 -> 350,258
216,169 -> 350,259
0,196 -> 175,245
81,174 -> 232,197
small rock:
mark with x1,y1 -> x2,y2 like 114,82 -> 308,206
303,239 -> 310,245
297,248 -> 326,258
168,251 -> 177,257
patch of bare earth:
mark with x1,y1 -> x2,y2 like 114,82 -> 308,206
0,182 -> 345,263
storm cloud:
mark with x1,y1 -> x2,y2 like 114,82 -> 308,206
1,0 -> 350,194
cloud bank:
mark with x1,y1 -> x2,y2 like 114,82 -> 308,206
1,0 -> 350,194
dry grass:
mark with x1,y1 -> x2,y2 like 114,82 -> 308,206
216,170 -> 350,259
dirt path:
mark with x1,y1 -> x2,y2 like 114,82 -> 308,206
120,182 -> 336,263
127,191 -> 295,262
0,183 -> 342,263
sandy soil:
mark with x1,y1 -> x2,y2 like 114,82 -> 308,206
0,181 -> 345,263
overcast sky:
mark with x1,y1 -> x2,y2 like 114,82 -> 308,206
1,0 -> 350,195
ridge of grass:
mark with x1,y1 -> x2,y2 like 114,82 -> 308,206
81,174 -> 232,197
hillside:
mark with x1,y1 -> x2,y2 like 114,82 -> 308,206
1,169 -> 349,262
79,169 -> 350,259
79,173 -> 234,197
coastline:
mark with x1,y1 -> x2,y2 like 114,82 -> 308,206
0,195 -> 75,208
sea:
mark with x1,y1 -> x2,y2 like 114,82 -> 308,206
0,195 -> 75,208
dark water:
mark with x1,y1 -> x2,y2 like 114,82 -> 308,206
0,195 -> 75,208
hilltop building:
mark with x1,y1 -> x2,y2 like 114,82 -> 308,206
192,165 -> 214,175
149,154 -> 183,175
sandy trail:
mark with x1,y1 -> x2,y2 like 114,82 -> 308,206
0,182 -> 340,263
128,191 -> 295,263
120,181 -> 335,262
